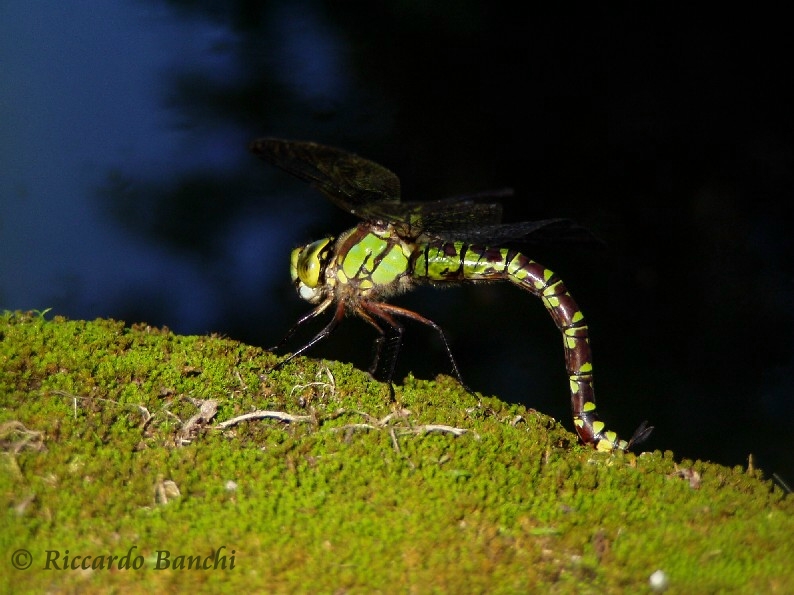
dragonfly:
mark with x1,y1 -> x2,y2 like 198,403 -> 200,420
250,137 -> 652,452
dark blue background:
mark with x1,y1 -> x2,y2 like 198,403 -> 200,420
2,3 -> 792,484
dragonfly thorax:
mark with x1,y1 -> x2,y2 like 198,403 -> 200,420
290,237 -> 334,304
291,223 -> 417,308
330,223 -> 416,301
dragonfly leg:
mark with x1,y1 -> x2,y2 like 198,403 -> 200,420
374,302 -> 475,396
267,297 -> 335,352
358,302 -> 406,392
271,300 -> 345,370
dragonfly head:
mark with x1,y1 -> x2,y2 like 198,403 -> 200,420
290,237 -> 335,304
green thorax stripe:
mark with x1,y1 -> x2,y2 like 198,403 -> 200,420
334,224 -> 412,288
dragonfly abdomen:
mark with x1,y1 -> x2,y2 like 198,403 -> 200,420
413,240 -> 627,451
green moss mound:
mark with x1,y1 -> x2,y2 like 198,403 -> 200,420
1,311 -> 792,593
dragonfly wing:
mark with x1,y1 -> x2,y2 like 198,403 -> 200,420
367,191 -> 598,245
249,138 -> 402,216
251,139 -> 598,246
372,196 -> 503,239
444,218 -> 603,245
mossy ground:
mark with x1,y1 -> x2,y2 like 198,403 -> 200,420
1,311 -> 792,593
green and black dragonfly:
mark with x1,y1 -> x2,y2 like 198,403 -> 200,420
250,138 -> 652,452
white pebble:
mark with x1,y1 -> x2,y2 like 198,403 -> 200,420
649,569 -> 669,592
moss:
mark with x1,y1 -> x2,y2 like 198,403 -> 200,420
1,310 -> 792,593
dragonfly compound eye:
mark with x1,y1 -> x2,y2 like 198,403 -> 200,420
291,237 -> 333,288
